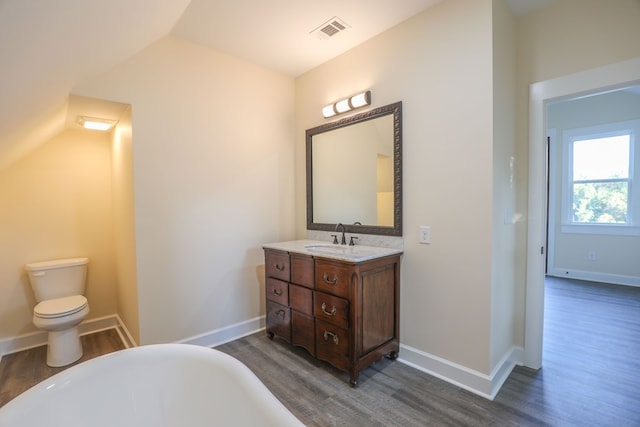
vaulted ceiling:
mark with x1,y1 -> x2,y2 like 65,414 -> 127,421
0,0 -> 556,171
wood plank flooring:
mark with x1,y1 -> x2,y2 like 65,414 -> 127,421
215,277 -> 640,426
1,278 -> 639,426
0,328 -> 125,407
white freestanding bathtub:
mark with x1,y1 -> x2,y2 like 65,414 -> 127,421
0,344 -> 303,427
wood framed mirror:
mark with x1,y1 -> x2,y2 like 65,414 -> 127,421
306,101 -> 402,236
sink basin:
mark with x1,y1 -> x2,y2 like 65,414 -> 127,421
303,244 -> 379,259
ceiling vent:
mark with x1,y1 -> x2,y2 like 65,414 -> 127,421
310,17 -> 350,40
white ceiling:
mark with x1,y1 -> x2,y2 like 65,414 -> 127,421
0,0 -> 558,170
171,0 -> 444,77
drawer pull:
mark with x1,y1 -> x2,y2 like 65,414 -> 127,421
323,330 -> 339,345
274,264 -> 286,271
272,288 -> 283,296
276,309 -> 286,319
323,272 -> 338,285
321,302 -> 337,316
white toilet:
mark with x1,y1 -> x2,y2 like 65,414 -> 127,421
25,257 -> 90,367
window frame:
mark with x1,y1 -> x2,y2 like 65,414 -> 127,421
560,119 -> 639,236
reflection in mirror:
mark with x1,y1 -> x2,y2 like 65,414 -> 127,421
306,102 -> 402,236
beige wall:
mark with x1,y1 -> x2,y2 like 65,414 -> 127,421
297,0 -> 497,374
111,108 -> 140,343
0,129 -> 118,339
490,0 -> 519,370
75,36 -> 296,344
515,0 -> 640,257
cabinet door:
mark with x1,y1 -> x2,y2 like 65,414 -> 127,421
315,260 -> 351,298
315,319 -> 349,371
265,250 -> 290,281
266,278 -> 288,306
290,284 -> 312,315
291,254 -> 314,288
266,300 -> 291,342
314,291 -> 348,329
292,311 -> 315,355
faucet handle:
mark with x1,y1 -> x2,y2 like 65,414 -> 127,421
331,234 -> 339,244
349,236 -> 358,246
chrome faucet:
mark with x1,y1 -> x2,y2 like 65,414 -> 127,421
335,223 -> 347,245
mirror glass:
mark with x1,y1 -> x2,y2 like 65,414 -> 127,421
306,101 -> 402,236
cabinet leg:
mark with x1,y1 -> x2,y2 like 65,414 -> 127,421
267,331 -> 274,340
386,351 -> 399,360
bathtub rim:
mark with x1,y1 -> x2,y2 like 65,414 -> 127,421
0,343 -> 304,427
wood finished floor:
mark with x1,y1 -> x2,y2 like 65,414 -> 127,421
220,277 -> 640,426
1,278 -> 639,426
0,328 -> 126,407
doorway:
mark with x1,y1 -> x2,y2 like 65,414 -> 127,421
524,57 -> 640,369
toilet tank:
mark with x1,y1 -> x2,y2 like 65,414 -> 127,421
25,258 -> 89,302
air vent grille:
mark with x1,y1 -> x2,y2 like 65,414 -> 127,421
311,16 -> 350,40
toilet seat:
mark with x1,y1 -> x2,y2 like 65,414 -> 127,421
34,295 -> 88,319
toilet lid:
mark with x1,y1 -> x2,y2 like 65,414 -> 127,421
34,295 -> 88,318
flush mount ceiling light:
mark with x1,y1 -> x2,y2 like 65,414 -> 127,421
322,91 -> 371,119
77,116 -> 117,131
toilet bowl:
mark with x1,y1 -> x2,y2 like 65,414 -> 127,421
25,258 -> 90,367
33,296 -> 90,367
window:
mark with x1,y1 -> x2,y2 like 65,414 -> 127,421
571,134 -> 630,223
561,120 -> 639,235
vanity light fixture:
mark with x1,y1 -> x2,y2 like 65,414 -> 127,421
77,116 -> 117,131
322,90 -> 371,118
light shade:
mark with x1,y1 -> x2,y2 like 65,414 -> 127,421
349,91 -> 371,108
322,104 -> 337,118
322,90 -> 371,119
335,98 -> 351,113
77,116 -> 117,131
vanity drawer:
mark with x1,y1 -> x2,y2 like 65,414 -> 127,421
265,250 -> 290,281
315,260 -> 352,298
314,291 -> 348,329
315,319 -> 349,371
266,278 -> 288,306
266,301 -> 291,342
292,311 -> 315,355
290,284 -> 312,315
291,254 -> 314,288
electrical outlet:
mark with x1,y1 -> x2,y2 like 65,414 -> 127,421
419,226 -> 431,244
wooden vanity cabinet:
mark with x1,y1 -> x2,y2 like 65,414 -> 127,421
264,248 -> 401,386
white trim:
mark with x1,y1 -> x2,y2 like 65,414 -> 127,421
526,57 -> 640,370
113,314 -> 138,348
0,314 -> 131,357
547,128 -> 558,274
397,344 -> 523,400
176,315 -> 266,348
548,268 -> 640,288
560,120 -> 638,229
560,224 -> 640,236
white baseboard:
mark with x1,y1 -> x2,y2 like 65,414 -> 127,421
548,268 -> 640,287
176,315 -> 266,348
0,314 -> 136,357
1,312 -> 523,402
398,344 -> 523,400
177,315 -> 525,400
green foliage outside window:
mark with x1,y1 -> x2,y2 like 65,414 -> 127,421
573,181 -> 628,223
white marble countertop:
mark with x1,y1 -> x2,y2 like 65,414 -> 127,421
262,239 -> 403,262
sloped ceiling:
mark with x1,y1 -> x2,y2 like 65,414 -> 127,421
0,0 -> 191,170
0,0 -> 556,171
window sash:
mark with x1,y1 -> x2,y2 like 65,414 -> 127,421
561,121 -> 637,229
